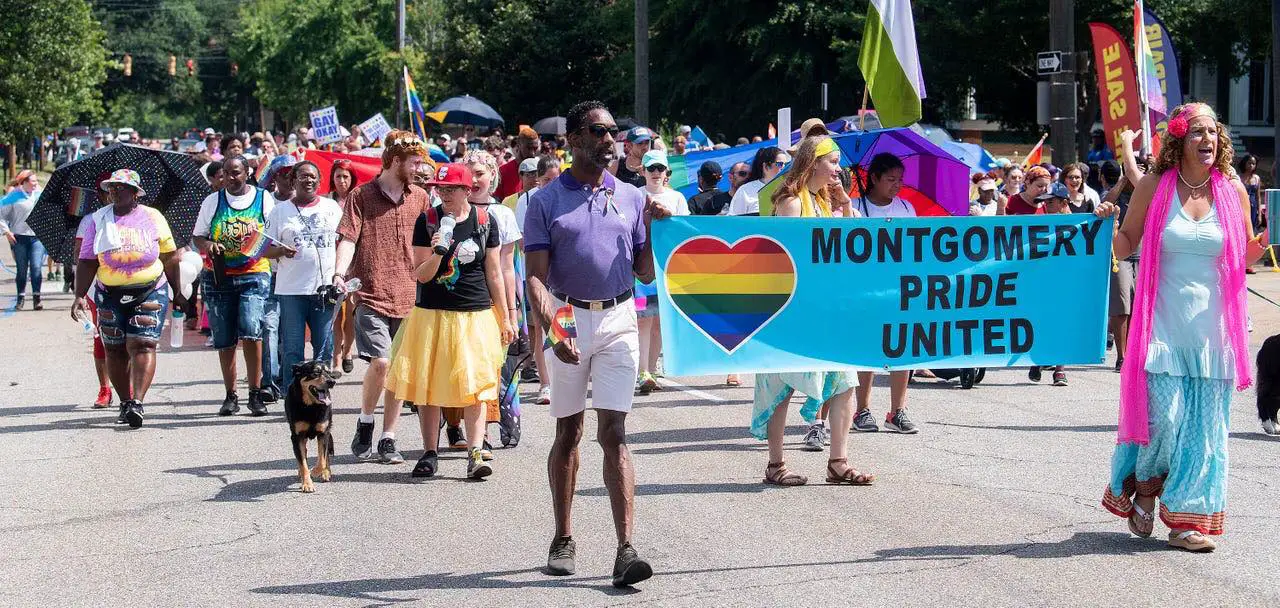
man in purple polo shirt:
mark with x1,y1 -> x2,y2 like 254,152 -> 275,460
523,100 -> 670,588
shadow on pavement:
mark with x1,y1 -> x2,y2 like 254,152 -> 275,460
577,481 -> 772,497
0,411 -> 279,434
251,567 -> 640,602
627,426 -> 812,444
857,531 -> 1167,562
632,442 -> 764,456
1229,431 -> 1280,443
931,421 -> 1116,433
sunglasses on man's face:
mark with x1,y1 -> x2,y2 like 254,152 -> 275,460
583,124 -> 620,138
734,171 -> 749,177
645,165 -> 668,173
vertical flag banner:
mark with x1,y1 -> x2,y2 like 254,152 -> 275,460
1088,23 -> 1143,156
858,0 -> 926,128
67,187 -> 96,217
404,66 -> 428,139
689,126 -> 712,149
1133,1 -> 1163,156
1022,134 -> 1047,168
309,106 -> 343,145
1142,8 -> 1182,137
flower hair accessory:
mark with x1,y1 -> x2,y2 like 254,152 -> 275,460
1167,103 -> 1217,138
1167,115 -> 1189,138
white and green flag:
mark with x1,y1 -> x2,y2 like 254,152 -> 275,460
858,0 -> 926,128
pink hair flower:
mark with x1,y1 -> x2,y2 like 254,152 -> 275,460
1167,114 -> 1189,138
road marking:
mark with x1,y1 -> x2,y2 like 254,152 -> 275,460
657,378 -> 726,402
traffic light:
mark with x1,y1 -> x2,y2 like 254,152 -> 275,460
123,54 -> 132,77
168,55 -> 176,76
186,58 -> 195,76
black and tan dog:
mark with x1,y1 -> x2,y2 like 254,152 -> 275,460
287,360 -> 338,492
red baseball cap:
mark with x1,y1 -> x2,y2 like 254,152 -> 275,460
425,163 -> 474,188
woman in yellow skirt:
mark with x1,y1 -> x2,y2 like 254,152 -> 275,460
387,163 -> 515,479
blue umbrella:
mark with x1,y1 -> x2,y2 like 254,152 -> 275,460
428,95 -> 505,128
940,141 -> 998,173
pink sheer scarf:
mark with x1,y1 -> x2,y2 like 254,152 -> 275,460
1117,168 -> 1252,445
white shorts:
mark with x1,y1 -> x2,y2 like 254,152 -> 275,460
547,296 -> 640,418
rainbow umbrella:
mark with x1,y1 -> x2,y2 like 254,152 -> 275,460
759,128 -> 970,217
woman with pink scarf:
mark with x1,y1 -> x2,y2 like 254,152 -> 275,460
1096,103 -> 1266,553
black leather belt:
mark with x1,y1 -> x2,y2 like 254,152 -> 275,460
554,289 -> 633,311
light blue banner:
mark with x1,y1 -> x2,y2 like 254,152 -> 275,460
653,215 -> 1114,376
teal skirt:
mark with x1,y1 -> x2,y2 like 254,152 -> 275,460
750,371 -> 857,440
1103,373 -> 1231,535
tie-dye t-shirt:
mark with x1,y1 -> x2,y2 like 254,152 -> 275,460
79,205 -> 176,287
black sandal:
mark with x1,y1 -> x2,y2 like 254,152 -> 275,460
825,458 -> 875,485
412,450 -> 438,478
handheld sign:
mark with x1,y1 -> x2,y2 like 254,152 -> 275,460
359,113 -> 392,145
309,106 -> 343,145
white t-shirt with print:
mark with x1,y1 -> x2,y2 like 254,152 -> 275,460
728,180 -> 765,215
856,196 -> 916,218
645,188 -> 691,216
265,197 -> 342,295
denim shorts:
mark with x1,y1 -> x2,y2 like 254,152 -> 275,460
201,270 -> 270,350
94,282 -> 171,346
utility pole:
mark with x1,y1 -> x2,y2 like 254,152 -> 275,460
396,0 -> 406,129
634,0 -> 650,125
1272,0 -> 1279,179
1048,0 -> 1077,164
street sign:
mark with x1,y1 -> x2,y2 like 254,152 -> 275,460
1037,51 -> 1063,76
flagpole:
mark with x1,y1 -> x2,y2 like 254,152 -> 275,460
859,86 -> 869,131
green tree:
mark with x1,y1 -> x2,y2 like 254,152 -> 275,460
0,0 -> 109,143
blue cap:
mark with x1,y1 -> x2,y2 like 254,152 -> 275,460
626,127 -> 652,143
1036,181 -> 1071,201
641,149 -> 668,168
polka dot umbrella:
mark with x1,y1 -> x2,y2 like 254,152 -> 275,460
27,143 -> 211,263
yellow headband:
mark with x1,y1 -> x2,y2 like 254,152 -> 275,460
813,137 -> 838,159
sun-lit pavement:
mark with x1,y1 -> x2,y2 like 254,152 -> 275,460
2,252 -> 1280,607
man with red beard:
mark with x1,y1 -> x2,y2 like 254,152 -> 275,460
332,130 -> 430,464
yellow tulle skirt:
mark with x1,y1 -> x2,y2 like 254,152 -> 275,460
387,307 -> 505,414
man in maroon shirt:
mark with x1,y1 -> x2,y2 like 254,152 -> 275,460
333,130 -> 431,464
495,125 -> 541,200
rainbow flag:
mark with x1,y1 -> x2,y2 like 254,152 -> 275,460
240,227 -> 275,259
405,66 -> 428,139
665,237 -> 796,353
67,187 -> 96,216
543,304 -> 578,348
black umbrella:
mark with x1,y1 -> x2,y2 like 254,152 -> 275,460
427,95 -> 505,128
533,116 -> 566,136
27,143 -> 211,263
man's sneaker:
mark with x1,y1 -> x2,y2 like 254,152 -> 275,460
884,410 -> 919,434
218,392 -> 240,416
1028,367 -> 1043,383
116,402 -> 128,424
479,440 -> 495,461
852,409 -> 879,432
546,536 -> 576,576
521,366 -> 540,383
246,389 -> 268,416
821,425 -> 831,446
535,386 -> 552,405
1052,371 -> 1068,387
1114,357 -> 1124,373
467,448 -> 493,479
611,543 -> 653,588
377,437 -> 404,464
259,385 -> 280,404
802,423 -> 826,452
1106,333 -> 1114,351
93,386 -> 113,409
1262,419 -> 1279,435
122,400 -> 144,429
351,420 -> 376,459
411,450 -> 438,477
637,372 -> 658,395
446,424 -> 467,449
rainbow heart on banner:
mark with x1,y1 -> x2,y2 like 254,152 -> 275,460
665,236 -> 796,353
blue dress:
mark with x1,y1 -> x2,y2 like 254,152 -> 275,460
1103,194 -> 1233,535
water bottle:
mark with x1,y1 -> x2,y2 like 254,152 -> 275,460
170,310 -> 185,348
433,215 -> 457,255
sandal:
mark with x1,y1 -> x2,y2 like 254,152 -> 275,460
1168,529 -> 1216,553
763,461 -> 807,486
825,458 -> 875,485
1128,501 -> 1155,538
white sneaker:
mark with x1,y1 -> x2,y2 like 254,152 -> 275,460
1263,419 -> 1278,435
536,386 -> 552,405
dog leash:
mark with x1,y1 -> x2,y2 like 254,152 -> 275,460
1248,286 -> 1280,309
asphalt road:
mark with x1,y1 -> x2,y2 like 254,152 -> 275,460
2,258 -> 1280,607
